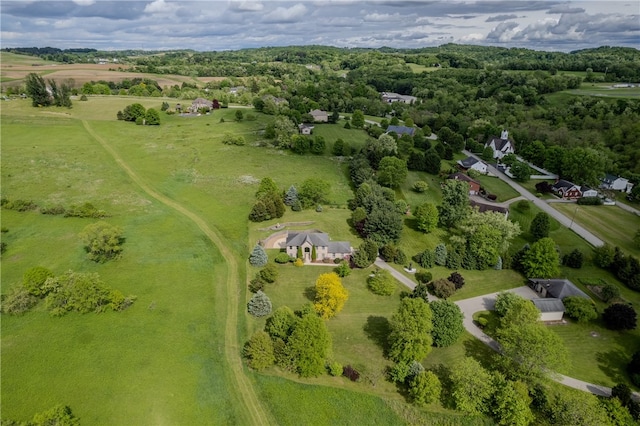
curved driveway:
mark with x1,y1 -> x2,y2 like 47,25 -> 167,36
462,150 -> 604,247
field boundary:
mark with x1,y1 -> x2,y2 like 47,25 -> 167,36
81,120 -> 271,425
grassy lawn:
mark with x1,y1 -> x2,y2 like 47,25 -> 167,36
476,175 -> 520,202
552,203 -> 640,256
311,121 -> 371,153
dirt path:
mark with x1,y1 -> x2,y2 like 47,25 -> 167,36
82,120 -> 270,425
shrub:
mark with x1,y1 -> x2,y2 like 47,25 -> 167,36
563,296 -> 598,322
429,278 -> 455,299
594,244 -> 615,268
434,244 -> 447,266
65,202 -> 107,218
222,132 -> 246,146
249,244 -> 268,267
577,196 -> 603,205
259,263 -> 278,283
342,365 -> 360,382
415,270 -> 432,284
447,271 -> 465,289
395,249 -> 407,265
41,205 -> 66,215
79,221 -> 124,263
315,204 -> 323,212
367,269 -> 396,296
611,383 -> 633,407
274,252 -> 292,264
409,371 -> 441,406
3,199 -> 38,211
600,282 -> 621,302
1,285 -> 39,315
562,249 -> 584,268
247,290 -> 272,317
22,266 -> 54,296
515,200 -> 530,212
294,258 -> 304,267
328,361 -> 342,376
249,276 -> 265,293
415,250 -> 434,268
243,331 -> 275,371
379,244 -> 397,262
412,181 -> 429,193
603,303 -> 637,330
334,261 -> 351,277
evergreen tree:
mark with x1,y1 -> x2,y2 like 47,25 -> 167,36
434,243 -> 447,266
530,212 -> 550,241
284,185 -> 299,206
249,244 -> 268,267
25,73 -> 51,107
247,290 -> 272,317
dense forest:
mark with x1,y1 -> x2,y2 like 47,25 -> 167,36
5,44 -> 640,182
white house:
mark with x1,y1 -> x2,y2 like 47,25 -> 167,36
532,299 -> 565,322
298,123 -> 314,135
381,92 -> 417,104
457,156 -> 488,174
581,186 -> 598,198
601,174 -> 634,193
285,232 -> 351,263
485,130 -> 516,159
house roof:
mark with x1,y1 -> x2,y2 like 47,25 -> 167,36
328,241 -> 351,254
286,232 -> 329,247
192,97 -> 212,105
552,179 -> 578,190
447,172 -> 480,186
310,109 -> 327,117
532,298 -> 565,313
386,125 -> 415,136
458,156 -> 481,168
529,278 -> 590,299
487,136 -> 513,152
470,200 -> 508,215
299,123 -> 314,129
581,186 -> 596,193
602,174 -> 628,184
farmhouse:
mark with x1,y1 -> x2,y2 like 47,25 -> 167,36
552,180 -> 582,199
190,98 -> 213,112
529,278 -> 591,322
601,174 -> 634,193
285,231 -> 351,263
309,109 -> 328,123
386,125 -> 416,137
448,172 -> 480,195
485,130 -> 515,159
457,156 -> 488,174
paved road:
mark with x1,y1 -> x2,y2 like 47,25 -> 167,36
374,258 -> 419,292
617,200 -> 640,216
463,150 -> 604,247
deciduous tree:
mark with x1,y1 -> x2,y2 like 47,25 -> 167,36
314,272 -> 349,319
603,303 -> 637,330
287,313 -> 332,377
366,268 -> 396,296
377,156 -> 408,188
430,300 -> 464,347
414,202 -> 438,233
521,237 -> 559,278
450,357 -> 494,415
79,221 -> 124,263
438,180 -> 470,228
388,297 -> 433,364
243,330 -> 275,370
409,371 -> 441,406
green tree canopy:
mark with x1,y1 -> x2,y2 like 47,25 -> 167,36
388,297 -> 433,364
377,156 -> 408,188
438,180 -> 470,228
25,73 -> 51,107
243,330 -> 275,370
521,237 -> 559,278
79,221 -> 124,263
530,212 -> 551,241
414,202 -> 439,233
430,300 -> 464,347
287,313 -> 332,377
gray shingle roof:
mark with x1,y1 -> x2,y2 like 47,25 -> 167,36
328,241 -> 351,253
286,232 -> 329,247
458,156 -> 479,168
386,125 -> 415,136
529,279 -> 590,299
532,298 -> 565,313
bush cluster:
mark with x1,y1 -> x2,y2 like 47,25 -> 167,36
1,198 -> 38,211
342,365 -> 360,382
596,245 -> 640,291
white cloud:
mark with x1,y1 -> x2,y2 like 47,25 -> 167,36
263,3 -> 307,23
72,0 -> 95,5
363,12 -> 402,22
144,0 -> 177,14
229,1 -> 264,12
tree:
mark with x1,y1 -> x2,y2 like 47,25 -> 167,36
496,321 -> 568,382
438,180 -> 470,228
602,303 -> 637,330
249,244 -> 268,267
434,243 -> 447,266
510,161 -> 530,182
352,240 -> 378,268
25,73 -> 51,107
388,297 -> 433,364
495,291 -> 527,317
49,78 -> 72,108
424,150 -> 441,174
377,156 -> 408,188
563,296 -> 597,322
247,290 -> 272,317
496,293 -> 540,327
412,181 -> 429,193
430,300 -> 464,347
561,147 -> 606,187
458,209 -> 521,267
521,237 -> 559,278
311,136 -> 326,154
314,272 -> 349,319
31,405 -> 79,426
284,185 -> 299,206
22,266 -> 54,296
243,331 -> 275,370
629,351 -> 640,387
429,278 -> 456,299
450,357 -> 494,415
414,202 -> 438,233
409,371 -> 441,406
334,261 -> 351,278
145,108 -> 160,125
362,207 -> 404,245
287,313 -> 332,377
529,212 -> 550,241
265,306 -> 297,340
259,263 -> 278,283
298,178 -> 330,209
332,138 -> 345,156
235,109 -> 244,121
120,103 -> 146,122
491,375 -> 534,426
351,109 -> 365,128
594,244 -> 615,268
563,249 -> 584,268
366,268 -> 396,296
79,221 -> 124,263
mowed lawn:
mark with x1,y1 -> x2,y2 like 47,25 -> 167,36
552,203 -> 640,256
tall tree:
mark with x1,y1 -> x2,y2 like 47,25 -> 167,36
243,330 -> 275,370
79,221 -> 124,263
414,202 -> 439,233
351,109 -> 365,128
25,73 -> 51,107
450,357 -> 494,415
438,180 -> 470,228
521,237 -> 559,278
287,313 -> 332,377
561,147 -> 607,187
388,297 -> 433,364
377,156 -> 408,188
529,212 -> 550,241
249,244 -> 268,267
430,300 -> 464,347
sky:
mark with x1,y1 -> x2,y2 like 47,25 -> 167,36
1,1 -> 639,52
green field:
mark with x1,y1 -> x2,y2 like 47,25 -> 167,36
552,203 -> 640,256
475,175 -> 520,202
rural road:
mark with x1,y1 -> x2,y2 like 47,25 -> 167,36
462,150 -> 604,247
82,120 -> 272,425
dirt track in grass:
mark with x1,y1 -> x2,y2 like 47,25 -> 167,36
81,120 -> 271,425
